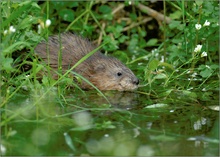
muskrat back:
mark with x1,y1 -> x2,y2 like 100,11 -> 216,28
35,32 -> 139,91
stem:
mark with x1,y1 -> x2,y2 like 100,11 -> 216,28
181,0 -> 187,59
163,0 -> 167,62
65,10 -> 89,32
191,4 -> 202,70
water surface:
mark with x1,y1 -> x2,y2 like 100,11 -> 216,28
1,89 -> 219,156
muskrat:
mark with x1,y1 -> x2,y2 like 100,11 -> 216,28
34,32 -> 139,91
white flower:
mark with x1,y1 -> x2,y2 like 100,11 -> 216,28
195,24 -> 202,30
151,49 -> 157,55
143,56 -> 148,60
191,72 -> 197,77
160,56 -> 164,62
194,44 -> 202,53
187,87 -> 193,90
203,20 -> 210,26
205,65 -> 210,69
9,26 -> 16,33
202,88 -> 206,91
45,19 -> 51,28
37,24 -> 42,34
138,63 -> 143,65
0,144 -> 6,155
201,51 -> 207,57
3,30 -> 8,35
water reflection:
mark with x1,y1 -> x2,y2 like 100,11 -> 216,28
2,89 -> 219,156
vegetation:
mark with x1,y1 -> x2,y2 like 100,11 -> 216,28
0,0 -> 219,156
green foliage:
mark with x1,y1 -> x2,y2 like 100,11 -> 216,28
1,0 -> 218,110
1,1 -> 43,104
1,0 -> 218,106
0,0 -> 219,156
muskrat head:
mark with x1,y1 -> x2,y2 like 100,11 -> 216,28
81,56 -> 139,91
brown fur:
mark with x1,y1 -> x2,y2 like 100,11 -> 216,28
35,32 -> 139,91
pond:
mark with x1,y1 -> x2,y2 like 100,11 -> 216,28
1,88 -> 219,156
1,0 -> 219,156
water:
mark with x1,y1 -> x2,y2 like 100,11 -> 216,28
1,89 -> 219,156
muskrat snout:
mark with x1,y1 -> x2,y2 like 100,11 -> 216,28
133,78 -> 139,85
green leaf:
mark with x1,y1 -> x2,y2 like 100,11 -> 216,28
2,58 -> 15,72
42,76 -> 49,86
169,11 -> 182,20
159,62 -> 174,71
171,39 -> 183,44
198,64 -> 206,70
195,0 -> 203,6
102,14 -> 113,20
150,134 -> 176,141
51,1 -> 67,9
154,73 -> 167,79
169,20 -> 181,29
116,25 -> 123,33
113,50 -> 128,63
210,64 -> 219,70
19,16 -> 39,29
158,89 -> 173,97
2,1 -> 32,28
128,35 -> 138,51
169,20 -> 185,31
182,90 -> 197,99
118,35 -> 129,43
3,41 -> 31,56
200,68 -> 213,78
31,2 -> 41,9
146,38 -> 158,46
98,5 -> 112,14
59,9 -> 75,22
69,2 -> 78,8
103,36 -> 118,51
129,13 -> 137,20
64,132 -> 75,152
83,25 -> 95,34
148,59 -> 159,71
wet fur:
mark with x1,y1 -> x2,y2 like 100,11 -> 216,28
35,32 -> 139,91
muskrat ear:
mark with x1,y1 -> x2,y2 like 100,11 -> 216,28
94,64 -> 106,72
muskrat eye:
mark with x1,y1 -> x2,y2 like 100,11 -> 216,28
117,72 -> 122,76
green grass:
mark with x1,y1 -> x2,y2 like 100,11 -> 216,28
0,0 -> 219,156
